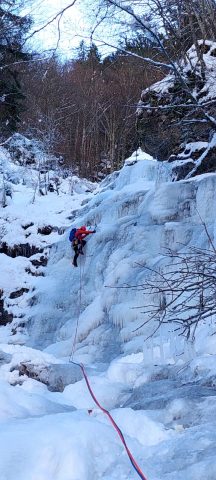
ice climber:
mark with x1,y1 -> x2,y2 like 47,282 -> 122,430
69,225 -> 96,267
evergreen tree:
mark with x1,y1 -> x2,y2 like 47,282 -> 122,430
76,40 -> 88,63
0,1 -> 31,138
87,43 -> 101,66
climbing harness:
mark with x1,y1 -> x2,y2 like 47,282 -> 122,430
69,249 -> 148,480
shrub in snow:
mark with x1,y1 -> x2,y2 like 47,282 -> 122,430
3,134 -> 41,166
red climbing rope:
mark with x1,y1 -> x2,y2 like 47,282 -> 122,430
69,254 -> 148,480
70,360 -> 148,480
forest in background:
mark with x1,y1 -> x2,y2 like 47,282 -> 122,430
1,0 -> 216,180
19,41 -> 163,180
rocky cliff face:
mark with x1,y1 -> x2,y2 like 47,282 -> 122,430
137,40 -> 216,180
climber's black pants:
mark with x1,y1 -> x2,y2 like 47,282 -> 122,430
72,239 -> 86,266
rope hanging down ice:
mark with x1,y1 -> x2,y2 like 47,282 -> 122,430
69,252 -> 149,480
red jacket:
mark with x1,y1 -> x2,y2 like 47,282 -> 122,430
75,227 -> 95,241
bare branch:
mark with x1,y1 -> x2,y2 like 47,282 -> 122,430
23,0 -> 78,45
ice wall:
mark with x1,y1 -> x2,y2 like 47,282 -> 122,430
27,151 -> 216,364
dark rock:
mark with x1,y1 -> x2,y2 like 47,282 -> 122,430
37,225 -> 65,236
172,160 -> 195,180
31,256 -> 48,267
191,145 -> 216,177
18,363 -> 83,392
25,268 -> 45,277
137,103 -> 182,161
0,242 -> 43,258
9,288 -> 29,299
38,225 -> 53,235
0,292 -> 13,325
22,222 -> 34,230
57,227 -> 65,235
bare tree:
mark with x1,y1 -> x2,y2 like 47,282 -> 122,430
94,0 -> 216,127
21,41 -> 162,179
133,238 -> 216,341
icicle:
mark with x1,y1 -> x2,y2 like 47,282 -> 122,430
159,329 -> 165,364
143,337 -> 154,365
184,339 -> 195,361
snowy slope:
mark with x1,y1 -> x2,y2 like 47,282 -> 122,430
1,148 -> 216,480
0,140 -> 96,343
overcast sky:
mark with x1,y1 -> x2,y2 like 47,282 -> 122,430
22,0 -> 125,60
24,0 -> 88,57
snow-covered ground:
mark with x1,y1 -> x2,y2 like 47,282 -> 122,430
1,146 -> 216,480
0,141 -> 95,342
